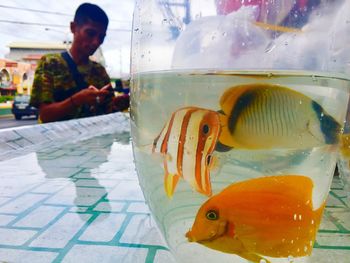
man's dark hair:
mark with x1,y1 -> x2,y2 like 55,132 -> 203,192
74,3 -> 109,29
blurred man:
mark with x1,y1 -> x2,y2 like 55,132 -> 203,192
30,3 -> 129,123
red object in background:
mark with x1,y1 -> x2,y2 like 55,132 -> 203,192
215,0 -> 308,15
215,0 -> 264,15
299,0 -> 308,9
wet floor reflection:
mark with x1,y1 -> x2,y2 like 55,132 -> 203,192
0,126 -> 176,262
35,133 -> 131,220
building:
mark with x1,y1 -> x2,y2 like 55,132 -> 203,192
6,41 -> 106,66
0,58 -> 33,96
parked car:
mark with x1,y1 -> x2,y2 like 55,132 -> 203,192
11,95 -> 38,120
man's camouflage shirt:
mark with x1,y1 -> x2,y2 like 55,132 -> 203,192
30,53 -> 111,120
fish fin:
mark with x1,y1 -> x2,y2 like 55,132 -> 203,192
195,180 -> 212,197
236,251 -> 271,263
202,187 -> 212,197
164,173 -> 180,198
314,201 -> 326,224
208,154 -> 220,171
215,141 -> 233,152
152,133 -> 161,153
311,101 -> 341,144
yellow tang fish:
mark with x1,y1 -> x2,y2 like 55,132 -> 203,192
216,83 -> 342,151
152,107 -> 221,198
186,175 -> 325,263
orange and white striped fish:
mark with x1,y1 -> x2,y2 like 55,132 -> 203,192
152,107 -> 221,198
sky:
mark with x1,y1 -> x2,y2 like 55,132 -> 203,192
0,0 -> 135,78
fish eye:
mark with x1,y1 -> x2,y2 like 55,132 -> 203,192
206,210 -> 218,220
202,124 -> 210,134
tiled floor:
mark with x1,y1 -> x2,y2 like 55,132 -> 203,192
0,131 -> 349,262
0,132 -> 174,263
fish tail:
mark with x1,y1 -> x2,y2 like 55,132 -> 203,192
164,173 -> 180,198
311,101 -> 341,144
314,202 -> 326,227
308,202 -> 327,249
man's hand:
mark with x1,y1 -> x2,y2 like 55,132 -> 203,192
71,85 -> 100,106
72,85 -> 113,106
98,83 -> 114,103
70,83 -> 117,111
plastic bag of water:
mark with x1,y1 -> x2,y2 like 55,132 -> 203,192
171,6 -> 269,70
